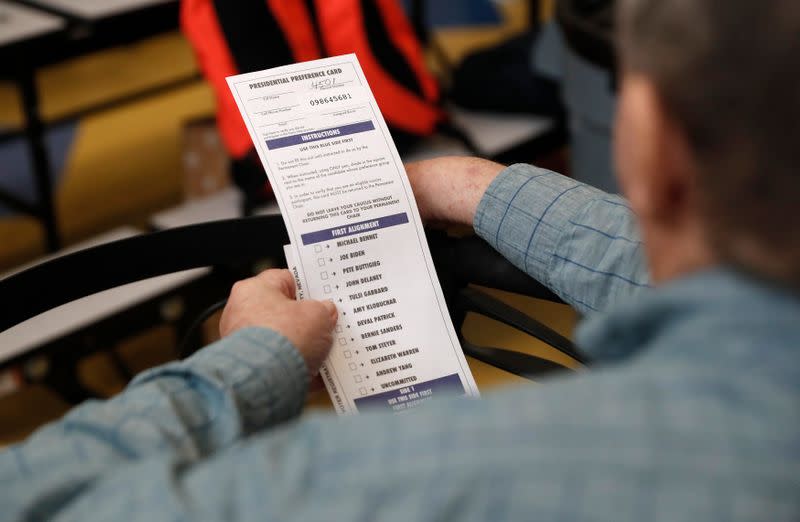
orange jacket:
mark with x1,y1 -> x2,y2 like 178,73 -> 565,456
181,0 -> 441,159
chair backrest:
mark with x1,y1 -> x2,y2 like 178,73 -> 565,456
0,215 -> 587,378
0,215 -> 288,333
557,0 -> 616,71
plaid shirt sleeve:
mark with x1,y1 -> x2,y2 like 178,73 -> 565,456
474,164 -> 650,314
0,327 -> 309,520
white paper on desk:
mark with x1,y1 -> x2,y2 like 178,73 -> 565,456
229,55 -> 478,414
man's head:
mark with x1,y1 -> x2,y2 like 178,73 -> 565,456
613,0 -> 800,286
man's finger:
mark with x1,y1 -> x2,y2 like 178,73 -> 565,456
256,269 -> 297,298
300,299 -> 338,328
321,300 -> 338,323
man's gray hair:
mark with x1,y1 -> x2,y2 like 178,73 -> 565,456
617,0 -> 800,285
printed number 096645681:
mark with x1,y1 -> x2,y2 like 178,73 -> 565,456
309,93 -> 353,106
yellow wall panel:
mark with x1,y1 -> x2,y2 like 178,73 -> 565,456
1,31 -> 207,270
434,0 -> 530,64
0,218 -> 45,271
38,32 -> 199,121
0,81 -> 214,270
1,32 -> 198,129
57,81 -> 214,243
0,82 -> 22,128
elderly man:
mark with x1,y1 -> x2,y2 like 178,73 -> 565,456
2,1 -> 798,520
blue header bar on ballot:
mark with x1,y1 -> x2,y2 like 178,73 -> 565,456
301,213 -> 409,245
266,121 -> 375,150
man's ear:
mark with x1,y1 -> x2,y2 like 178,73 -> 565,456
615,75 -> 697,225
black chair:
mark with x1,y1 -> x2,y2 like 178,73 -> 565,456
557,0 -> 616,71
0,215 -> 587,403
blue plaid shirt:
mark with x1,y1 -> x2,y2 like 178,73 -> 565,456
2,165 -> 799,521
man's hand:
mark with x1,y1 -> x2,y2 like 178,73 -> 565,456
219,269 -> 338,376
405,156 -> 505,225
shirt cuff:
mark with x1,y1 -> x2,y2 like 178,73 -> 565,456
133,327 -> 310,433
473,164 -> 598,288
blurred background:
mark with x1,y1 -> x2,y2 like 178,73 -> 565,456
0,0 -> 619,443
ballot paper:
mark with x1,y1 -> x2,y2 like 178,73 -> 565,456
228,55 -> 478,414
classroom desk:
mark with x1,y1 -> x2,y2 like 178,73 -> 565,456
0,0 -> 181,252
